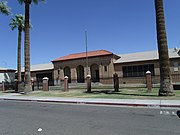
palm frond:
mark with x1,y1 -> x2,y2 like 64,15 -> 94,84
0,1 -> 11,15
9,14 -> 25,31
33,0 -> 46,5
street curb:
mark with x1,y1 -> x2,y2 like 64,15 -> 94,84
1,98 -> 180,108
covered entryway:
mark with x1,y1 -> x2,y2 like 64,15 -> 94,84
36,73 -> 53,89
36,73 -> 53,84
64,66 -> 71,83
76,65 -> 84,83
90,64 -> 100,82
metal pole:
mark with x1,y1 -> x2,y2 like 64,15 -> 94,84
85,30 -> 88,75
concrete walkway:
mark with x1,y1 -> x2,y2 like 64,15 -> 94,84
0,93 -> 180,108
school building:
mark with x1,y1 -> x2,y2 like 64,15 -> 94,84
22,48 -> 180,86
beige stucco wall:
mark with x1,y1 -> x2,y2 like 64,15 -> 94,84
25,56 -> 180,86
53,55 -> 116,84
114,58 -> 180,84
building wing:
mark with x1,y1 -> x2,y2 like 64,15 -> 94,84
114,48 -> 180,64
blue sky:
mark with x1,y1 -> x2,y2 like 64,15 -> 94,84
0,0 -> 180,69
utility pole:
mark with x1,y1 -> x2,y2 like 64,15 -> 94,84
85,30 -> 89,75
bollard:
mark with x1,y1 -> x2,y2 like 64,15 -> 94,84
14,79 -> 18,92
43,77 -> 49,91
113,73 -> 119,92
31,78 -> 34,91
86,75 -> 91,93
2,80 -> 5,92
146,71 -> 152,92
64,76 -> 69,92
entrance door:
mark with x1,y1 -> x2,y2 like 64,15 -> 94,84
95,70 -> 100,82
64,66 -> 71,83
77,65 -> 84,83
90,64 -> 100,82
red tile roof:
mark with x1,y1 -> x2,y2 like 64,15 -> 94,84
52,50 -> 116,62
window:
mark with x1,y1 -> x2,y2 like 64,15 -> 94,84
174,62 -> 179,72
104,66 -> 107,72
122,64 -> 155,78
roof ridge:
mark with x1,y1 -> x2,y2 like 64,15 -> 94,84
31,63 -> 52,66
118,49 -> 158,56
52,50 -> 113,62
66,49 -> 110,56
118,48 -> 179,56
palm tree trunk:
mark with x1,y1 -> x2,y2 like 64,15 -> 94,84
17,28 -> 22,82
24,0 -> 32,92
155,0 -> 174,96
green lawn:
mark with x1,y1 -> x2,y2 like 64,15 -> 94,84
25,87 -> 180,100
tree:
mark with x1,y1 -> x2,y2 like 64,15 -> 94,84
0,1 -> 11,15
17,0 -> 45,93
154,0 -> 174,96
9,14 -> 25,83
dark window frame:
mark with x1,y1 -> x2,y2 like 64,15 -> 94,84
104,66 -> 107,72
122,64 -> 155,78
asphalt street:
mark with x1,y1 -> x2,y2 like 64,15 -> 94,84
0,101 -> 179,135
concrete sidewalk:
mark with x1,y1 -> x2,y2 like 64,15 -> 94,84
0,93 -> 180,108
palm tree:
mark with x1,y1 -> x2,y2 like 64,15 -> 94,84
9,14 -> 25,83
0,1 -> 11,15
17,0 -> 45,93
154,0 -> 174,96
